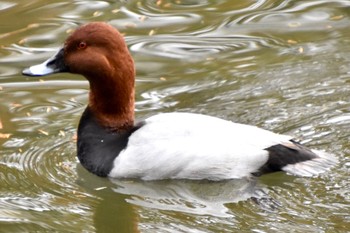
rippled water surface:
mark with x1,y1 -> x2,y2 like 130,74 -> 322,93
1,0 -> 350,232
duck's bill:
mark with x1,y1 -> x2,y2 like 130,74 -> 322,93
22,48 -> 69,76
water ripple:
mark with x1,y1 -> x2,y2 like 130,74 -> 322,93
225,0 -> 350,34
129,35 -> 282,62
110,7 -> 202,34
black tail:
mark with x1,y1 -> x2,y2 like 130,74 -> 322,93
257,140 -> 337,177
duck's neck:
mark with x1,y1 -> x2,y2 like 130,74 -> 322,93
88,70 -> 135,131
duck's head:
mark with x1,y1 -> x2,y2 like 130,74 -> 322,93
23,22 -> 136,130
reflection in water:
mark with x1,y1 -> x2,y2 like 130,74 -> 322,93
77,165 -> 276,232
77,165 -> 140,233
111,178 -> 263,218
80,166 -> 276,232
93,190 -> 140,233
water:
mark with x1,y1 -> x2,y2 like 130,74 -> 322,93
0,0 -> 349,232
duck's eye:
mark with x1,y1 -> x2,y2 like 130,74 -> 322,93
78,41 -> 87,49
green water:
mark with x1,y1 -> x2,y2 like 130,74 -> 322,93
0,0 -> 349,232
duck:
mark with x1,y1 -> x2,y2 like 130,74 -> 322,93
22,22 -> 337,180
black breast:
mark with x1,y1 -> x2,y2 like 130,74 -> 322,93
77,108 -> 143,177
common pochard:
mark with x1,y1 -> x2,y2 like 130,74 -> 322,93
23,22 -> 336,180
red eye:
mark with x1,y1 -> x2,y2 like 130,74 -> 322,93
78,41 -> 87,49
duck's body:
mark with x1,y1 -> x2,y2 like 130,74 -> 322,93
110,112 -> 290,180
23,22 -> 336,180
78,108 -> 333,180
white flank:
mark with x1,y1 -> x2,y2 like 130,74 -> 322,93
109,112 -> 293,180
